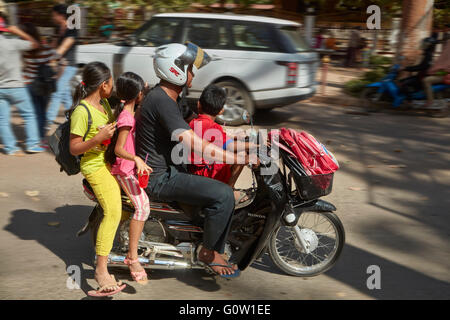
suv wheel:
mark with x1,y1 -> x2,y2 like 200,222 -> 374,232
215,81 -> 254,126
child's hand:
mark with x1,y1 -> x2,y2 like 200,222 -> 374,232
96,123 -> 116,142
134,156 -> 153,175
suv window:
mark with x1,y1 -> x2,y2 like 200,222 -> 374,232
135,18 -> 182,47
185,19 -> 229,49
278,26 -> 311,52
231,23 -> 277,51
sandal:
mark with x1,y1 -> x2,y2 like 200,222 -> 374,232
196,245 -> 241,279
87,275 -> 126,297
124,257 -> 148,285
204,263 -> 241,279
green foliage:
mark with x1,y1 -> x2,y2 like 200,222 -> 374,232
344,63 -> 388,96
433,3 -> 450,29
369,55 -> 392,67
75,0 -> 274,36
363,67 -> 386,82
344,79 -> 371,96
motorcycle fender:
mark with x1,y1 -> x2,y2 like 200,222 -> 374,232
237,169 -> 286,270
431,84 -> 450,91
366,82 -> 383,88
305,199 -> 337,212
282,200 -> 337,227
237,202 -> 283,271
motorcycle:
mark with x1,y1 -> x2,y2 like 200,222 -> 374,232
361,63 -> 450,117
77,120 -> 345,278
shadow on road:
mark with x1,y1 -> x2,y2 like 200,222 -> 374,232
250,104 -> 450,299
4,205 -> 100,297
4,197 -> 449,299
251,245 -> 450,299
4,205 -> 223,298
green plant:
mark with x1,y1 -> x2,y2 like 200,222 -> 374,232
344,66 -> 388,96
344,79 -> 371,96
369,55 -> 393,67
362,67 -> 386,82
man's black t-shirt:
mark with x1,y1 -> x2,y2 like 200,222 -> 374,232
135,85 -> 191,177
57,27 -> 78,66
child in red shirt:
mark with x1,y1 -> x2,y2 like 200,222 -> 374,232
188,85 -> 251,204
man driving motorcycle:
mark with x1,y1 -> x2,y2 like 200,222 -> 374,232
135,42 -> 250,278
399,36 -> 438,95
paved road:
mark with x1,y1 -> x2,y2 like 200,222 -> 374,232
1,101 -> 449,300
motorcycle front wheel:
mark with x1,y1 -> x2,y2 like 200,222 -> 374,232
361,87 -> 386,113
268,211 -> 345,277
427,91 -> 449,118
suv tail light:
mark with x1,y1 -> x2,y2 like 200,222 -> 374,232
276,61 -> 298,87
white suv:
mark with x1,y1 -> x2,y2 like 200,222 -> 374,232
76,13 -> 319,125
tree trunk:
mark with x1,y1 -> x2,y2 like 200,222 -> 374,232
396,0 -> 434,65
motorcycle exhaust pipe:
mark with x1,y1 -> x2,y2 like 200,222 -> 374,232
107,253 -> 193,270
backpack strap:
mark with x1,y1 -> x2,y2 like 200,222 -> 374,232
78,103 -> 92,142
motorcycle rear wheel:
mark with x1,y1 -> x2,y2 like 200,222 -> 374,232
268,211 -> 345,277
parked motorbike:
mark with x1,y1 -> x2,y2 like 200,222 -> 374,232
361,63 -> 450,117
77,119 -> 345,278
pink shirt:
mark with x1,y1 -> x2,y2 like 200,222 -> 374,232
111,109 -> 136,176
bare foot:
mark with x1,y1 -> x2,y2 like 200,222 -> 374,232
94,271 -> 120,292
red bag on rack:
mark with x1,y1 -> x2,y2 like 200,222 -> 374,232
269,128 -> 339,176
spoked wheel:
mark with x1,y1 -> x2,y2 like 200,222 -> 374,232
361,87 -> 385,113
269,211 -> 345,277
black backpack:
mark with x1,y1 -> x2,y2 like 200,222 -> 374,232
48,103 -> 92,175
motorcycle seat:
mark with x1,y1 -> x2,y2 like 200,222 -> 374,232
82,178 -> 202,222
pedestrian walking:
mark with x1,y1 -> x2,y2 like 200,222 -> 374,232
21,22 -> 56,144
344,27 -> 361,67
0,16 -> 45,155
46,4 -> 78,128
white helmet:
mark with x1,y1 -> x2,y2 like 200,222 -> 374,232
153,42 -> 211,86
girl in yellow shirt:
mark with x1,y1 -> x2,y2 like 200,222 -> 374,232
69,61 -> 125,297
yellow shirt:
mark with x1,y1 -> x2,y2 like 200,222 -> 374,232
70,99 -> 114,176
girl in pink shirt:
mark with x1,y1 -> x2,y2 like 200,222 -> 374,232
105,72 -> 151,284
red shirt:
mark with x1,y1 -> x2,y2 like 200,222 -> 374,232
188,114 -> 233,183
